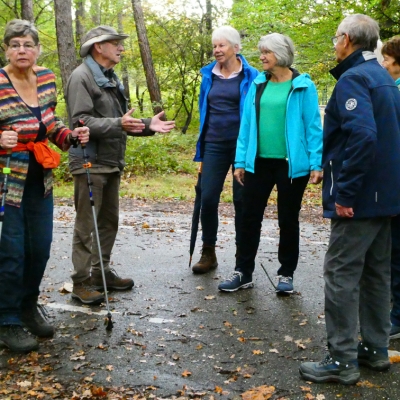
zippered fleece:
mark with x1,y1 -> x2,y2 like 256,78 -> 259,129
235,70 -> 323,179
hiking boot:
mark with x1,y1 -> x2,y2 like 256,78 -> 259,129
91,269 -> 134,290
0,325 -> 39,353
21,296 -> 55,338
192,245 -> 218,274
299,354 -> 360,385
390,324 -> 400,340
276,276 -> 294,294
218,271 -> 254,292
72,278 -> 105,304
357,341 -> 390,371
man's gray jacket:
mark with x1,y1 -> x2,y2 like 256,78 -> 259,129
66,55 -> 153,172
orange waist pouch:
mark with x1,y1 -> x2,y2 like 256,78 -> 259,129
0,140 -> 60,169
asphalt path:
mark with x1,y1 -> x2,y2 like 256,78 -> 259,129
1,201 -> 399,399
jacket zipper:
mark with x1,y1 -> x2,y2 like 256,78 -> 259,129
330,160 -> 334,196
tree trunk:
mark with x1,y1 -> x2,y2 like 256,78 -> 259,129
131,0 -> 163,115
75,0 -> 85,47
21,0 -> 34,22
118,12 -> 131,108
90,0 -> 101,25
54,0 -> 78,102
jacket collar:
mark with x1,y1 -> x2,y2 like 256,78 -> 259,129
84,54 -> 123,91
330,48 -> 377,80
201,54 -> 251,78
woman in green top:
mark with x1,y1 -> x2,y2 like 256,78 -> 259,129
218,33 -> 323,293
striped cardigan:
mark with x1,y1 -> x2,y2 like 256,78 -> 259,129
0,66 -> 73,207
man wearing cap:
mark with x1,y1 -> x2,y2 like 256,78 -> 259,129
66,26 -> 175,304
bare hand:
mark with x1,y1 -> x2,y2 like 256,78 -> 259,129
310,170 -> 323,185
71,126 -> 90,144
234,168 -> 245,186
0,128 -> 19,149
335,203 -> 354,218
122,108 -> 146,133
149,111 -> 175,133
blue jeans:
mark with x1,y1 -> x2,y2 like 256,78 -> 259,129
0,179 -> 53,325
235,158 -> 309,277
391,214 -> 400,326
200,141 -> 243,246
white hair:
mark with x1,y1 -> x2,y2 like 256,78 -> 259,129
338,14 -> 379,51
212,26 -> 242,51
258,33 -> 295,67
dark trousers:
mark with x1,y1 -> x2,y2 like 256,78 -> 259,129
324,218 -> 391,360
0,179 -> 53,325
391,215 -> 400,326
235,158 -> 309,277
200,141 -> 243,246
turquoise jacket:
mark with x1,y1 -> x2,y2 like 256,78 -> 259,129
235,71 -> 323,178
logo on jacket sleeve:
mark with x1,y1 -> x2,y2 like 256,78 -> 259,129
345,98 -> 357,110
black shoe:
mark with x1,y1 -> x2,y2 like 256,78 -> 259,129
0,325 -> 39,352
390,324 -> 400,340
21,297 -> 55,338
357,341 -> 390,371
299,354 -> 360,385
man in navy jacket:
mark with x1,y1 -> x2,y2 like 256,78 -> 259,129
300,14 -> 400,385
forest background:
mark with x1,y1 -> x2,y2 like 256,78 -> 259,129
0,0 -> 399,202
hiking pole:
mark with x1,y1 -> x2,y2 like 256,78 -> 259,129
260,263 -> 277,291
78,121 -> 113,331
0,149 -> 12,242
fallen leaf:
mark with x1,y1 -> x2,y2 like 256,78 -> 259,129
59,282 -> 73,293
142,222 -> 150,228
390,355 -> 400,363
304,393 -> 315,400
316,395 -> 326,400
215,386 -> 223,394
182,370 -> 192,377
284,335 -> 293,342
106,365 -> 113,371
300,386 -> 311,392
252,350 -> 264,355
196,286 -> 204,290
224,321 -> 232,328
241,385 -> 275,400
237,337 -> 246,343
204,295 -> 216,300
196,344 -> 203,350
17,381 -> 32,388
269,348 -> 279,353
356,380 -> 382,388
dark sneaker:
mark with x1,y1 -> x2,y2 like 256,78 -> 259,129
21,299 -> 55,338
192,245 -> 218,274
276,276 -> 294,294
91,269 -> 134,290
0,325 -> 39,353
389,324 -> 400,340
218,271 -> 254,292
357,342 -> 390,371
72,278 -> 105,304
299,355 -> 360,385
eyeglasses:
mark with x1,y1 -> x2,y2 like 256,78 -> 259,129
105,40 -> 124,48
8,42 -> 37,51
331,34 -> 345,46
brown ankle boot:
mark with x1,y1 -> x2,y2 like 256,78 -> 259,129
192,245 -> 218,274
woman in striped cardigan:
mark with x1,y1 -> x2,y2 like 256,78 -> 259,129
0,19 -> 89,353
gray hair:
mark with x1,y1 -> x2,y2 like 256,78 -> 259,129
337,14 -> 379,52
212,26 -> 242,51
258,33 -> 295,67
3,19 -> 39,45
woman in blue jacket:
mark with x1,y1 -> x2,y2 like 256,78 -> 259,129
218,33 -> 323,293
192,26 -> 259,274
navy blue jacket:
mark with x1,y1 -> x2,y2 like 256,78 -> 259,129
323,49 -> 400,219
